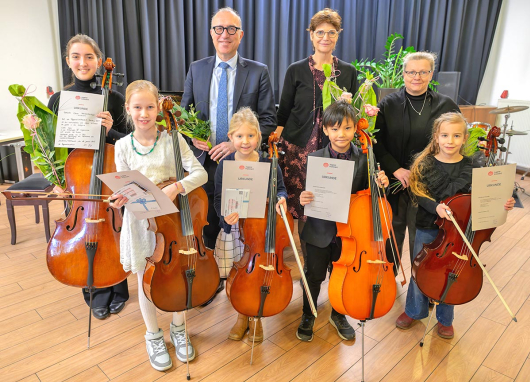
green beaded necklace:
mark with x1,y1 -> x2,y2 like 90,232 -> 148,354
131,131 -> 160,156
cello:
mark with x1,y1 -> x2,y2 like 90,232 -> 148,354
226,132 -> 294,362
143,97 -> 220,313
328,127 -> 403,382
412,130 -> 517,346
329,128 -> 401,321
46,58 -> 130,347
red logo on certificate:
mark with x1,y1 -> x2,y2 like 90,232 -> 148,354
323,163 -> 329,168
488,171 -> 493,176
239,165 -> 245,170
75,96 -> 80,100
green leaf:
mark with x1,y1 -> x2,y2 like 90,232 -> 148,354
322,63 -> 332,78
8,84 -> 26,97
322,80 -> 332,110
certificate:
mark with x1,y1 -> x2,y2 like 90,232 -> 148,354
471,163 -> 516,231
304,156 -> 355,223
97,170 -> 179,220
55,91 -> 104,149
221,161 -> 270,218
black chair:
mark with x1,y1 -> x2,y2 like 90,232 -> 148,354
4,173 -> 55,245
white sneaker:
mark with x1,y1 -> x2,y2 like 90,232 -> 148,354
170,322 -> 196,362
145,329 -> 172,371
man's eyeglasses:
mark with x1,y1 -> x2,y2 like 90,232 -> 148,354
404,70 -> 433,78
313,29 -> 339,38
212,26 -> 241,35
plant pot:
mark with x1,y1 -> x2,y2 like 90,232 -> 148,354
377,88 -> 400,102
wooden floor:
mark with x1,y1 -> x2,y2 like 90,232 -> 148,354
1,176 -> 530,382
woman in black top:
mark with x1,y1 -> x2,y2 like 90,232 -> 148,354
276,8 -> 357,261
373,52 -> 460,267
47,34 -> 128,320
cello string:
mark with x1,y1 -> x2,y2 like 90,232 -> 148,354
367,152 -> 383,286
173,131 -> 194,270
454,226 -> 470,276
369,166 -> 384,285
453,218 -> 474,276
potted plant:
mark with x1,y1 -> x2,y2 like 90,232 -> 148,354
352,34 -> 437,101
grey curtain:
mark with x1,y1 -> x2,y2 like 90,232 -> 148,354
57,0 -> 502,104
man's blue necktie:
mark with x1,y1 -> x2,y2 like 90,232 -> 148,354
216,62 -> 230,145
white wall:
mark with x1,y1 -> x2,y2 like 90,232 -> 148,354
0,0 -> 62,135
476,0 -> 530,106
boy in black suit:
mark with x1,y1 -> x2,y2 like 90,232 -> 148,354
297,100 -> 389,341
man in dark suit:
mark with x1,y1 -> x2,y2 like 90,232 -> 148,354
180,7 -> 276,303
181,7 -> 276,248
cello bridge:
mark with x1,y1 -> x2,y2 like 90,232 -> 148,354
85,218 -> 105,223
259,264 -> 275,271
452,252 -> 469,261
367,260 -> 386,265
179,249 -> 198,256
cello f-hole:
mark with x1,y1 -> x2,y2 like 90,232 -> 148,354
274,253 -> 283,275
246,253 -> 260,274
469,254 -> 478,268
378,250 -> 389,271
195,235 -> 206,256
66,206 -> 85,231
353,251 -> 366,272
164,240 -> 177,265
106,207 -> 122,233
436,243 -> 452,258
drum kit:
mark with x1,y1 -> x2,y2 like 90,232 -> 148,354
470,105 -> 529,176
489,105 -> 529,167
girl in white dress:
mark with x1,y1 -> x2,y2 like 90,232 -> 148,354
110,80 -> 207,371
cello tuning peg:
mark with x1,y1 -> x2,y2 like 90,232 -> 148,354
500,147 -> 507,152
477,136 -> 488,141
279,150 -> 285,155
498,138 -> 505,144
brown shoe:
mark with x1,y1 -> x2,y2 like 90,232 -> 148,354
248,317 -> 264,343
228,314 -> 249,341
437,323 -> 454,339
396,312 -> 415,329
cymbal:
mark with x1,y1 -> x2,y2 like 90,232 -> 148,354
506,129 -> 529,136
489,105 -> 529,114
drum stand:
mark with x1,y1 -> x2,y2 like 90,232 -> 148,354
498,114 -> 511,165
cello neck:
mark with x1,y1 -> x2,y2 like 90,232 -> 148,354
265,155 -> 278,253
171,130 -> 194,237
89,70 -> 111,198
367,145 -> 384,242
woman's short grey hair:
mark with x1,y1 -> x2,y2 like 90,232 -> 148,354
403,51 -> 438,71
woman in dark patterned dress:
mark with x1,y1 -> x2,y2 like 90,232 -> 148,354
276,8 -> 357,261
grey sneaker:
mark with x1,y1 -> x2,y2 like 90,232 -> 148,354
170,322 -> 196,362
296,313 -> 315,342
329,313 -> 356,340
145,329 -> 172,371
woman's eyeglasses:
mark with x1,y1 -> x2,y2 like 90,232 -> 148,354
404,70 -> 433,78
313,29 -> 339,38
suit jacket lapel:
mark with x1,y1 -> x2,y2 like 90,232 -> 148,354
233,55 -> 249,111
198,56 -> 216,120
